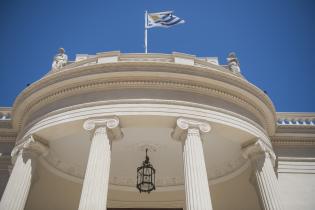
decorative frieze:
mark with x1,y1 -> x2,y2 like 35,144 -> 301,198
11,52 -> 276,138
271,136 -> 315,147
0,134 -> 16,143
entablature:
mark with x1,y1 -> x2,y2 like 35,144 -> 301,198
272,112 -> 315,147
10,52 -> 276,137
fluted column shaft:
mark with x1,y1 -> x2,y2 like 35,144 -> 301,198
243,141 -> 284,210
0,150 -> 37,210
78,127 -> 111,210
0,136 -> 48,210
173,118 -> 213,210
78,118 -> 122,210
183,128 -> 213,210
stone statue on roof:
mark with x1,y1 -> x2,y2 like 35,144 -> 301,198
227,52 -> 241,73
52,48 -> 68,70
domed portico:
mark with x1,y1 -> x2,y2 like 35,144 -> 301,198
0,51 -> 285,210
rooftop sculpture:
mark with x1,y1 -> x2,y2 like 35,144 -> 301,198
227,52 -> 241,73
52,48 -> 68,70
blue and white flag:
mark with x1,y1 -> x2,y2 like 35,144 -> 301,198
146,11 -> 185,28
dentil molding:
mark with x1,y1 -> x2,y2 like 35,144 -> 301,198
11,60 -> 276,136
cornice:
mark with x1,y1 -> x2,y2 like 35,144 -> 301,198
14,61 -> 276,115
18,101 -> 271,148
0,122 -> 13,131
0,135 -> 16,143
271,135 -> 315,147
0,129 -> 17,143
13,76 -> 274,136
273,117 -> 315,146
20,79 -> 260,125
276,112 -> 315,118
275,126 -> 315,135
9,54 -> 277,138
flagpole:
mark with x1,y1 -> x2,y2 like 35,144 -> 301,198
144,10 -> 148,53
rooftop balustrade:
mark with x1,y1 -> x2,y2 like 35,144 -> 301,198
50,51 -> 241,76
0,108 -> 11,121
276,113 -> 315,126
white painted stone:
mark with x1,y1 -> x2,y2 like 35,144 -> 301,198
174,57 -> 194,65
0,136 -> 48,210
75,54 -> 89,61
97,56 -> 118,64
243,141 -> 284,210
173,118 -> 213,210
78,118 -> 122,210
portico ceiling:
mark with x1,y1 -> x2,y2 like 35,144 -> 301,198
35,114 -> 254,190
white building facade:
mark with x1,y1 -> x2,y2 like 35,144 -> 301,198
0,51 -> 314,210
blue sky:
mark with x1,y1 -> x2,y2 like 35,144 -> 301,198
1,0 -> 314,111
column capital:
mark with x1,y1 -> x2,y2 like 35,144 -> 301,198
83,117 -> 123,141
243,140 -> 284,210
0,135 -> 47,210
242,139 -> 276,162
11,135 -> 49,161
172,118 -> 211,141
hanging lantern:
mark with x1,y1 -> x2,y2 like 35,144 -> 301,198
136,148 -> 156,193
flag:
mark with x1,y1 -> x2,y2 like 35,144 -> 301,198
146,11 -> 185,28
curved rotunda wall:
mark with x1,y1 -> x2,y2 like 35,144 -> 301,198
2,52 -> 277,210
21,89 -> 262,137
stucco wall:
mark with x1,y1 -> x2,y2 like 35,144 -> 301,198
276,146 -> 315,210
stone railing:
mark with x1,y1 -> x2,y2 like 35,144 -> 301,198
276,113 -> 315,126
0,108 -> 12,121
51,51 -> 239,76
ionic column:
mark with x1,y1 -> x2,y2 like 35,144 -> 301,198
0,136 -> 48,210
242,140 -> 284,210
78,117 -> 123,210
172,118 -> 213,210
